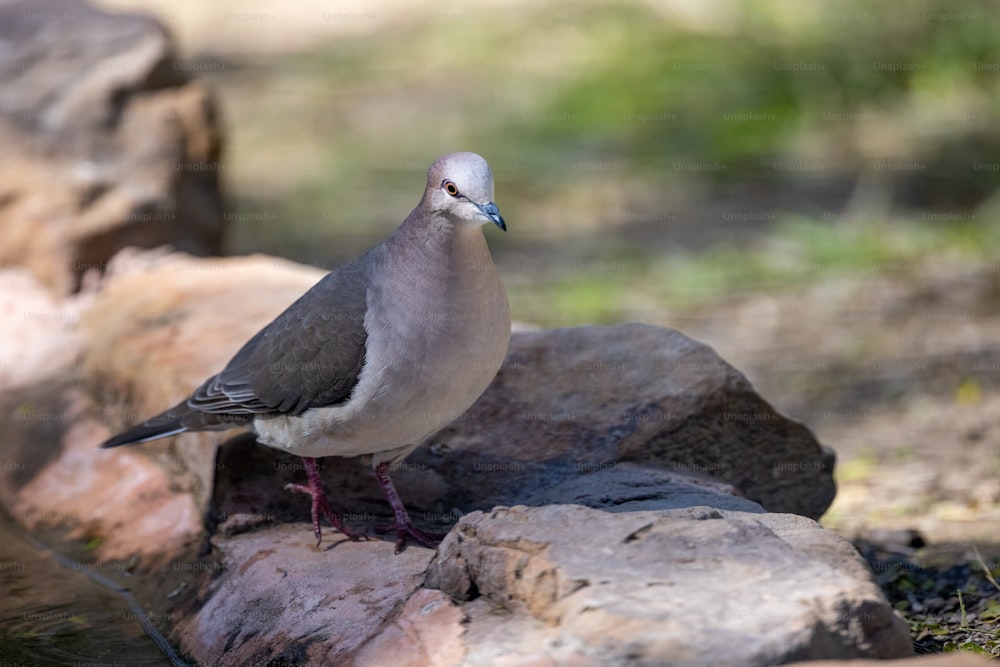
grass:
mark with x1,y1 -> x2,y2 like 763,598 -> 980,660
860,540 -> 1000,656
214,0 -> 1000,276
209,0 -> 1000,326
503,212 -> 1000,327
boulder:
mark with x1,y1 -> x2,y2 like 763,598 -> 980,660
0,0 -> 224,294
413,321 -> 836,520
0,251 -> 908,665
171,527 -> 435,666
421,504 -> 911,666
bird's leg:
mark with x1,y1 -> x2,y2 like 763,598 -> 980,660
285,456 -> 365,546
373,461 -> 441,552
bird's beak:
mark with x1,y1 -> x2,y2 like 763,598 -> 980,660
476,201 -> 506,231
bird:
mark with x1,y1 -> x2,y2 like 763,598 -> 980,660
101,152 -> 511,552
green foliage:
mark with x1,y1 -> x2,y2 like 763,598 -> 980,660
222,0 -> 1000,329
505,212 -> 998,326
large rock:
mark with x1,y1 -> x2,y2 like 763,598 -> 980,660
0,251 -> 906,665
0,0 -> 224,294
171,526 -> 435,666
415,321 -> 836,520
421,504 -> 911,666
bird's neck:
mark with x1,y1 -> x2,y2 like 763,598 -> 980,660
378,213 -> 500,303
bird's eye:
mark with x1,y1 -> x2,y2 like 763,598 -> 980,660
442,180 -> 460,197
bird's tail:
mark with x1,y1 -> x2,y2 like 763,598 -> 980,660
101,401 -> 190,448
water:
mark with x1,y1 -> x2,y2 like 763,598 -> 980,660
0,509 -> 177,666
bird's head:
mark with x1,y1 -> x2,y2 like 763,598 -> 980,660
424,152 -> 506,231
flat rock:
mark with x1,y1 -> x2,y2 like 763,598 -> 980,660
0,0 -> 224,294
171,525 -> 435,666
422,504 -> 911,666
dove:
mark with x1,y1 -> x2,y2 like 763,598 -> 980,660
102,152 -> 511,551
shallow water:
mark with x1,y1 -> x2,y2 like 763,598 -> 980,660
0,509 -> 175,666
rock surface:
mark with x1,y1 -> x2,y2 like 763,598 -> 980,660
171,526 -> 435,666
0,252 -> 910,665
418,321 -> 836,520
423,504 -> 911,666
0,0 -> 224,294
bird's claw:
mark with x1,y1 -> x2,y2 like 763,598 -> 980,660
285,464 -> 365,545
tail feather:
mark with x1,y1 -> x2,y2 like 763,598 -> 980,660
101,399 -> 256,448
101,422 -> 188,448
101,401 -> 191,448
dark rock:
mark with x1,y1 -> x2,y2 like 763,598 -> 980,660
411,322 -> 836,520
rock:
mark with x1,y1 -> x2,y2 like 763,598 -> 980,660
0,253 -> 322,566
0,251 -> 903,665
0,0 -> 224,294
66,250 -> 834,536
0,268 -> 201,567
171,526 -> 434,666
423,504 -> 911,666
72,251 -> 834,540
412,321 -> 836,520
346,589 -> 466,667
0,267 -> 85,392
81,250 -> 326,520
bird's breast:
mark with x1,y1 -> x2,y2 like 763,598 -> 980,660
271,229 -> 510,457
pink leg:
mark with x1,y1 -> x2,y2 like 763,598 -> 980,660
374,462 -> 440,552
286,457 -> 366,546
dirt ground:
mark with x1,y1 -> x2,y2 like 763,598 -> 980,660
676,257 -> 1000,655
675,257 -> 1000,543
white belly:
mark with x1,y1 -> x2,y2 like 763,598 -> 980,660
252,326 -> 507,461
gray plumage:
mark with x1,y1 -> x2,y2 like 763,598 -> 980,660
102,152 -> 511,549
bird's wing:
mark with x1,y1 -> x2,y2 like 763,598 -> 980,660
188,260 -> 370,417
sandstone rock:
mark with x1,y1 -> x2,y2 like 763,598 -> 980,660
171,526 -> 434,666
423,504 -> 911,666
346,588 -> 466,667
82,250 -> 326,518
0,268 -> 85,392
0,254 -> 321,566
0,0 -> 224,294
0,268 -> 201,567
67,251 -> 834,541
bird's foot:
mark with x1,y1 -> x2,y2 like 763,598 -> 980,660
286,457 -> 367,547
388,517 -> 444,553
373,517 -> 445,552
373,461 -> 444,553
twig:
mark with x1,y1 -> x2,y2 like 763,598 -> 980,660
957,589 -> 969,629
973,545 -> 1000,593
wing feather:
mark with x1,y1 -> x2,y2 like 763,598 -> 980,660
188,260 -> 369,417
